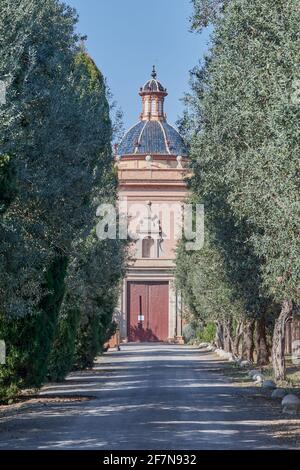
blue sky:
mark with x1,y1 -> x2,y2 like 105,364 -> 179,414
65,0 -> 210,131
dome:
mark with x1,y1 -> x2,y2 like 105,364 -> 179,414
142,78 -> 166,93
141,65 -> 166,93
117,67 -> 188,158
118,120 -> 188,157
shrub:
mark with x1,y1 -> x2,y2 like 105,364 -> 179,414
197,323 -> 216,343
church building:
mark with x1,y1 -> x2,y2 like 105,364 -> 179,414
116,67 -> 189,343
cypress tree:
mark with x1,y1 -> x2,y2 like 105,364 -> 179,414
0,0 -> 127,399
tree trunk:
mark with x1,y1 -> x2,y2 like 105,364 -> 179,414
272,300 -> 293,381
223,320 -> 233,353
233,321 -> 243,357
243,320 -> 255,362
285,321 -> 292,355
292,316 -> 300,364
292,316 -> 300,343
214,321 -> 224,349
256,315 -> 270,366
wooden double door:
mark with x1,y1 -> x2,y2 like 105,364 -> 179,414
127,281 -> 169,342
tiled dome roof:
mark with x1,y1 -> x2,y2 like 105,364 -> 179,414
118,120 -> 188,157
141,66 -> 166,93
142,78 -> 166,93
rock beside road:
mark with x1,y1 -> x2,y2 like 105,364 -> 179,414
262,380 -> 276,390
240,360 -> 251,368
254,373 -> 264,383
248,370 -> 259,378
281,394 -> 300,415
271,389 -> 287,399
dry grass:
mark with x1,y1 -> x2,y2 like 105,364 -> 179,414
0,394 -> 95,419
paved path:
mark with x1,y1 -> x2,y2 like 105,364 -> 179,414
0,344 -> 298,449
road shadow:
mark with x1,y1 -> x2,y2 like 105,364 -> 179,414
0,345 -> 299,450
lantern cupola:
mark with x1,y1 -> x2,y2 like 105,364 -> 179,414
139,66 -> 168,121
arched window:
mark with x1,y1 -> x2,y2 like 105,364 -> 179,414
158,101 -> 163,115
142,237 -> 154,258
144,99 -> 150,115
151,99 -> 156,115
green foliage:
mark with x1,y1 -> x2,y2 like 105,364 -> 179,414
47,303 -> 81,382
73,236 -> 126,370
177,0 -> 299,369
182,323 -> 197,343
0,256 -> 67,398
0,154 -> 16,214
0,0 -> 79,318
197,323 -> 216,343
105,320 -> 118,344
176,223 -> 246,328
190,0 -> 230,31
32,255 -> 68,385
48,236 -> 126,379
0,0 -> 127,398
74,285 -> 119,369
46,50 -> 126,382
191,0 -> 300,305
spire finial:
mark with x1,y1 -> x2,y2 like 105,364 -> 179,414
151,65 -> 157,79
